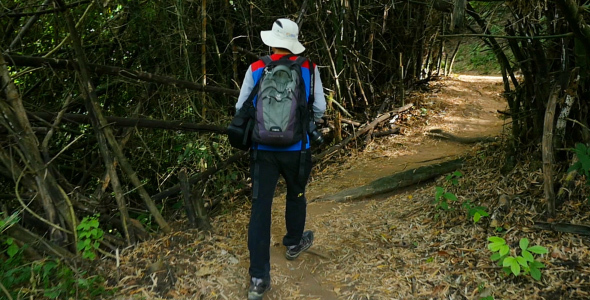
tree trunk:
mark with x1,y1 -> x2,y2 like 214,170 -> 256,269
450,0 -> 466,31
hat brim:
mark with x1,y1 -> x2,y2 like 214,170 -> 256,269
261,30 -> 305,54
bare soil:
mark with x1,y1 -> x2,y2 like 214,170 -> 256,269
108,75 -> 590,299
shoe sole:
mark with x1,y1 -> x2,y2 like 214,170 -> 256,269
285,231 -> 314,260
248,286 -> 271,300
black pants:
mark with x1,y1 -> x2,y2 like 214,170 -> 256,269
248,150 -> 312,279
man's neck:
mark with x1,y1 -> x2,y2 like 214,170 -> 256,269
272,48 -> 293,55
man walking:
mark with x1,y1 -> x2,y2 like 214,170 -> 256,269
235,18 -> 326,300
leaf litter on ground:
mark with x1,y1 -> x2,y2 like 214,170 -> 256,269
102,76 -> 590,300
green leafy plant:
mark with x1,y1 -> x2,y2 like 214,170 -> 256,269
433,171 -> 464,212
462,200 -> 489,223
569,143 -> 590,180
2,216 -> 110,299
445,171 -> 463,186
77,214 -> 104,260
488,236 -> 548,280
569,143 -> 590,201
434,186 -> 458,211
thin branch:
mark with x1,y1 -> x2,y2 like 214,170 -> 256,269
2,0 -> 91,17
0,281 -> 13,300
29,111 -> 227,133
440,33 -> 574,39
3,54 -> 240,96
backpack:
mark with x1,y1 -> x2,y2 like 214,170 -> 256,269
251,55 -> 313,147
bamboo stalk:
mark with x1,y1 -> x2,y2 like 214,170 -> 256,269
0,53 -> 73,244
201,0 -> 207,118
543,84 -> 560,217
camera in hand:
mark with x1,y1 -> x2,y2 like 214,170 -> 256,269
308,121 -> 324,144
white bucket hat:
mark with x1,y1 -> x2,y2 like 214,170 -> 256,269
260,18 -> 305,54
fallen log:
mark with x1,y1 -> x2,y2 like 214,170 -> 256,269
313,158 -> 464,202
533,222 -> 590,236
426,129 -> 498,144
28,111 -> 227,133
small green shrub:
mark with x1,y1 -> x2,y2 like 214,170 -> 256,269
434,186 -> 458,211
433,171 -> 463,211
569,143 -> 590,179
445,171 -> 463,186
435,172 -> 489,224
1,212 -> 111,299
77,214 -> 104,260
569,143 -> 590,202
488,236 -> 548,280
462,200 -> 489,223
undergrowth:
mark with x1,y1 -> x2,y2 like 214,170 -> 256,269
1,213 -> 114,299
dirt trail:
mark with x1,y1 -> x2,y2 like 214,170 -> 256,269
261,75 -> 507,299
307,75 -> 506,198
109,75 -> 508,300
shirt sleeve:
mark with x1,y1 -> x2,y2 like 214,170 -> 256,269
236,66 -> 254,111
312,66 -> 326,122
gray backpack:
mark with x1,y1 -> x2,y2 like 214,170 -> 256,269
251,55 -> 312,147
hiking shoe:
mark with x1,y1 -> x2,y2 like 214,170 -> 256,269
247,277 -> 270,300
285,230 -> 314,260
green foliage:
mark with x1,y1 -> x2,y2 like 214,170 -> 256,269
568,143 -> 590,201
1,257 -> 110,299
433,171 -> 462,211
1,219 -> 111,299
462,200 -> 489,223
569,143 -> 590,182
1,238 -> 30,299
453,42 -> 502,75
76,214 -> 104,260
434,186 -> 458,211
488,236 -> 548,280
434,172 -> 490,224
0,211 -> 19,234
445,171 -> 463,186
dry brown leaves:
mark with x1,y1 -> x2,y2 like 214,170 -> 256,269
105,145 -> 590,299
102,78 -> 590,300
